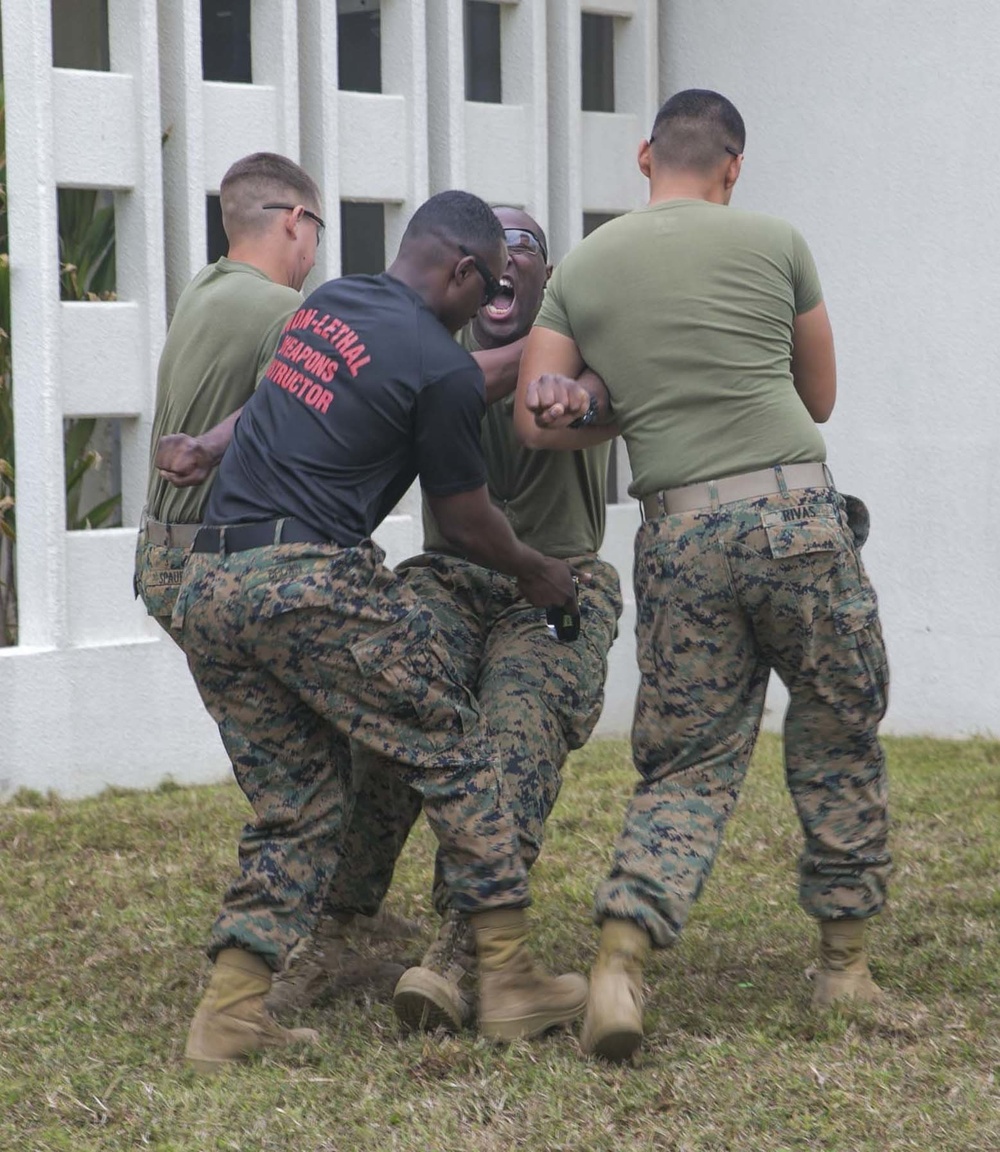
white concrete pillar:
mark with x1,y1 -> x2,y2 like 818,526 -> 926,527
427,0 -> 547,219
2,0 -> 67,648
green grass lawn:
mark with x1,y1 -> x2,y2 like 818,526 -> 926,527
1,735 -> 997,1151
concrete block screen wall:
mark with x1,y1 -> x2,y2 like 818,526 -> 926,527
0,0 -> 657,795
1,0 -> 995,796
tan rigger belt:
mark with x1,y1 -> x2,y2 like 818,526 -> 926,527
143,518 -> 201,548
640,462 -> 833,520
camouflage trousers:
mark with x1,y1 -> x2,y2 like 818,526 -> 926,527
594,486 -> 891,947
133,532 -> 189,633
324,551 -> 623,918
171,540 -> 528,970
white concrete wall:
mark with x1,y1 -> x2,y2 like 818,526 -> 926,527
660,0 -> 1000,736
0,0 -> 228,799
2,0 -> 992,799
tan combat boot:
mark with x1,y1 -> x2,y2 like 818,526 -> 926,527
580,919 -> 650,1062
267,912 -> 408,1016
184,948 -> 319,1074
393,911 -> 478,1033
811,918 -> 883,1008
471,908 -> 588,1042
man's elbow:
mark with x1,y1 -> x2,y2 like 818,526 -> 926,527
794,378 -> 836,424
433,514 -> 478,555
811,402 -> 834,424
515,425 -> 548,450
512,413 -> 547,451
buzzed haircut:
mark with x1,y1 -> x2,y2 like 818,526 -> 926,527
219,152 -> 322,243
649,89 -> 746,173
401,190 -> 505,258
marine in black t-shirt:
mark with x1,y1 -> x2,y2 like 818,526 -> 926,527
177,192 -> 589,1072
207,272 -> 488,546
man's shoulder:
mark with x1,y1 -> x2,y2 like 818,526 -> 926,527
408,308 -> 478,382
717,205 -> 806,246
178,259 -> 300,316
424,323 -> 480,384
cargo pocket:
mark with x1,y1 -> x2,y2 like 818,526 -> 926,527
350,605 -> 477,739
135,544 -> 188,621
246,549 -> 346,620
761,505 -> 843,558
833,586 -> 890,717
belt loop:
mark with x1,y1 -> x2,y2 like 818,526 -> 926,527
708,481 -> 720,511
219,526 -> 227,557
822,463 -> 836,490
774,464 -> 789,496
273,517 -> 285,546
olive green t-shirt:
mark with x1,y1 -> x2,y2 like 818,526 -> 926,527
534,199 -> 827,496
421,326 -> 611,558
145,257 -> 301,523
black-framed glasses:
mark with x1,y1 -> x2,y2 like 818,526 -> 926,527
262,203 -> 326,244
503,227 -> 548,262
458,244 -> 503,306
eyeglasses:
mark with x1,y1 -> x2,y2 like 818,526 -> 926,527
503,227 -> 548,262
458,244 -> 504,306
262,203 -> 326,244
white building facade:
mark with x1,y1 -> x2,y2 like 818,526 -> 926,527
0,0 -> 996,797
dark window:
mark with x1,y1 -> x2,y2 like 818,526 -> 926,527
583,212 -> 619,238
206,195 -> 228,264
201,0 -> 252,84
51,0 -> 110,71
464,1 -> 502,104
581,12 -> 614,112
338,0 -> 382,93
340,202 -> 385,275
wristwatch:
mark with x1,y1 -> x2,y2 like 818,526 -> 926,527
568,394 -> 600,428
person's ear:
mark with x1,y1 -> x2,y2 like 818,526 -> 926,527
544,264 -> 553,284
724,153 -> 742,192
454,254 -> 475,289
637,138 -> 653,179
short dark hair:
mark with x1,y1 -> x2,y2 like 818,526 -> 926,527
401,190 -> 505,258
220,152 -> 322,241
649,89 -> 746,173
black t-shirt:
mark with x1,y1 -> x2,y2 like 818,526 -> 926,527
206,272 -> 488,546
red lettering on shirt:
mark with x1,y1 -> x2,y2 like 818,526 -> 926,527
280,313 -> 372,391
285,307 -> 318,333
266,351 -> 336,412
344,349 -> 371,377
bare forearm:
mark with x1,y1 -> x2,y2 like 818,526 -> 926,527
434,499 -> 541,578
515,368 -> 617,450
198,408 -> 242,466
426,486 -> 577,608
791,302 -> 837,423
472,338 -> 526,405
